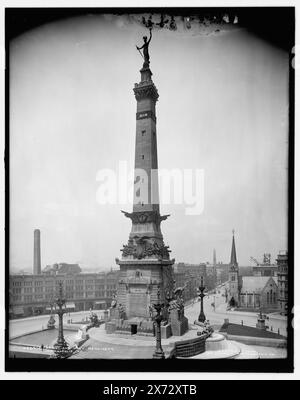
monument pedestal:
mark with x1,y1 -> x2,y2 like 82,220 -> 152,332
170,315 -> 189,336
115,258 -> 174,319
161,323 -> 172,339
168,296 -> 189,337
256,318 -> 267,330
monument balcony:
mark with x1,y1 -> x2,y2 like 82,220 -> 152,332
116,257 -> 175,266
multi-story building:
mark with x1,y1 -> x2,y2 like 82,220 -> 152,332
43,263 -> 82,275
9,229 -> 122,318
216,263 -> 230,284
205,249 -> 218,290
277,251 -> 288,315
9,269 -> 120,318
173,262 -> 207,302
252,254 -> 278,277
174,262 -> 207,278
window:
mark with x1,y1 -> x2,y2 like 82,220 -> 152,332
141,130 -> 146,136
255,294 -> 260,307
141,155 -> 144,159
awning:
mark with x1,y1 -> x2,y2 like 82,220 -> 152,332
45,302 -> 75,310
65,302 -> 75,309
12,306 -> 24,315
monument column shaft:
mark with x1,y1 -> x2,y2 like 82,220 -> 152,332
57,310 -> 64,345
153,320 -> 164,358
133,70 -> 160,214
134,103 -> 159,212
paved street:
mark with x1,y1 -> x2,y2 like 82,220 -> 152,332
9,310 -> 104,339
185,286 -> 287,337
9,285 -> 287,340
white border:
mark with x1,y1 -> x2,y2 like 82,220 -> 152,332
0,0 -> 298,380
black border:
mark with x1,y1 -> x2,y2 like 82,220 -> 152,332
0,380 -> 298,397
5,6 -> 295,373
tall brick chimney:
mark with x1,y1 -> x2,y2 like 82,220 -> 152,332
33,229 -> 41,275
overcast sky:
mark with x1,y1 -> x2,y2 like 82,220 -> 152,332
9,14 -> 289,271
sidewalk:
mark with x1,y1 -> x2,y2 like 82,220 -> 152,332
9,309 -> 97,324
266,312 -> 287,321
215,303 -> 287,321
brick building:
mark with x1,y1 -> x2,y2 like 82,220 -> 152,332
252,254 -> 278,277
173,262 -> 207,302
277,251 -> 288,315
9,269 -> 120,318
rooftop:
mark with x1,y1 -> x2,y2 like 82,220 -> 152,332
241,276 -> 276,293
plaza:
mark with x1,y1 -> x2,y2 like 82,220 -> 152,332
9,285 -> 287,359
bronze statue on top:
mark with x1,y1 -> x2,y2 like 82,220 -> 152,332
136,28 -> 152,68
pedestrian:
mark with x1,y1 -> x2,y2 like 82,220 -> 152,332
41,344 -> 44,351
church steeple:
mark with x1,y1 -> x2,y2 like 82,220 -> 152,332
228,230 -> 239,307
230,229 -> 238,268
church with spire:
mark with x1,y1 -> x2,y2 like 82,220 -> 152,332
228,230 -> 242,307
227,230 -> 279,312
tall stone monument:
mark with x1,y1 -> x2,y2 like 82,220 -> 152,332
107,30 -> 178,336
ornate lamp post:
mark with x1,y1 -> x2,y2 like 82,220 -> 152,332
256,307 -> 267,330
197,276 -> 206,323
152,288 -> 165,359
47,301 -> 56,329
53,282 -> 72,359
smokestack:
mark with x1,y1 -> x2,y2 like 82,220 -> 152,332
213,248 -> 217,266
33,229 -> 41,274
